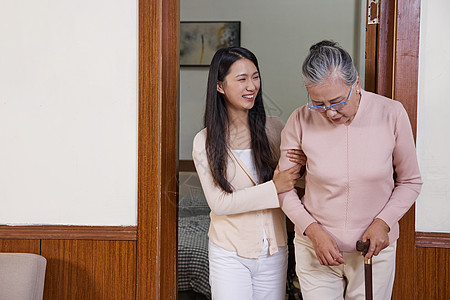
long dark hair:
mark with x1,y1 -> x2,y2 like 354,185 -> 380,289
204,47 -> 276,193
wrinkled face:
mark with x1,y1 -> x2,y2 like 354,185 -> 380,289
217,58 -> 260,114
307,77 -> 361,125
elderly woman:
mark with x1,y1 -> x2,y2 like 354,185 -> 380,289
278,40 -> 422,299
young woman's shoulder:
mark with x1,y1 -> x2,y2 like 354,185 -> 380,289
193,128 -> 207,150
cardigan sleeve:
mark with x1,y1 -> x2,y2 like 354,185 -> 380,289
192,130 -> 280,216
376,103 -> 423,228
278,109 -> 317,233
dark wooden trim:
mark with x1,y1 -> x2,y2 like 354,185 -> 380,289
365,0 -> 378,93
179,160 -> 195,172
416,232 -> 450,249
137,0 -> 161,298
0,225 -> 137,240
376,0 -> 395,98
159,0 -> 179,298
391,0 -> 421,299
137,0 -> 178,299
392,1 -> 421,138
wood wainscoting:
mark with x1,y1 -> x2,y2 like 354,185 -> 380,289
0,226 -> 137,299
416,247 -> 450,300
416,232 -> 450,300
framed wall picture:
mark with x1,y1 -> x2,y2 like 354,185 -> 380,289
180,21 -> 241,67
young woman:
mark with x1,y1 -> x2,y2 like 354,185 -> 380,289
192,47 -> 304,300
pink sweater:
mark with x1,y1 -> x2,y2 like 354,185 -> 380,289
278,90 -> 422,251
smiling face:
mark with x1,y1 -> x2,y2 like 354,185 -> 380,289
307,77 -> 361,125
217,58 -> 260,116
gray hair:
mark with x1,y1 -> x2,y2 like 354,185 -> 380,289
301,40 -> 358,87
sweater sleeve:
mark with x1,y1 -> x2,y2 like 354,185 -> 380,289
376,103 -> 423,228
192,131 -> 280,216
278,109 -> 317,233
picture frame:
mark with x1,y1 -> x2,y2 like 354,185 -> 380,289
180,21 -> 241,67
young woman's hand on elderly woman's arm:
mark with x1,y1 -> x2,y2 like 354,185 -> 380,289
273,164 -> 301,194
273,149 -> 306,194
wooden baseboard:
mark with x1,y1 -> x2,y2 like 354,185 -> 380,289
416,232 -> 450,248
0,225 -> 137,241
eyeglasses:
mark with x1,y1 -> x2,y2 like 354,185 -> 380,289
307,84 -> 354,113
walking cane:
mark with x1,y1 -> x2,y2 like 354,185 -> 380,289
356,240 -> 373,300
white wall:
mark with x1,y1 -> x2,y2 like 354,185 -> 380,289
416,0 -> 450,233
180,0 -> 365,160
0,0 -> 138,225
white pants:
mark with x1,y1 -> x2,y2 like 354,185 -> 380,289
294,235 -> 396,300
208,239 -> 288,300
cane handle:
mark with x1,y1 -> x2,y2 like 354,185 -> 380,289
356,240 -> 370,256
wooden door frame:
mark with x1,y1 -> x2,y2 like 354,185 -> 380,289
390,0 -> 421,298
373,0 -> 421,298
137,0 -> 421,298
137,0 -> 179,299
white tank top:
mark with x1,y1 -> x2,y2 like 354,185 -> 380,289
231,149 -> 258,183
232,149 -> 268,240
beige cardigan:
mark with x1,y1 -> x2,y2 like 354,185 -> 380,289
192,116 -> 287,259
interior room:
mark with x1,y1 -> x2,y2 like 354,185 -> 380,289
0,0 -> 448,299
177,1 -> 365,299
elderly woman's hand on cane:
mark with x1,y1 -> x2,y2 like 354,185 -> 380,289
361,218 -> 390,262
357,218 -> 390,300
